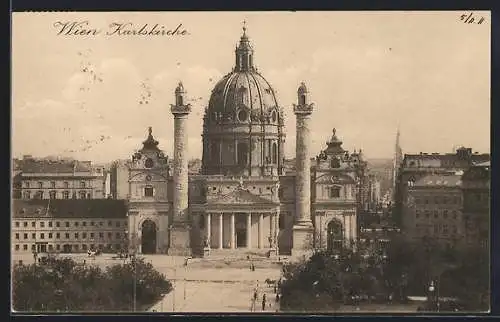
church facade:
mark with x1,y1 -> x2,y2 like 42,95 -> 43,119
123,27 -> 365,256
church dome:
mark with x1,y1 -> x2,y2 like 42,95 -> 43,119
208,71 -> 279,117
202,24 -> 286,177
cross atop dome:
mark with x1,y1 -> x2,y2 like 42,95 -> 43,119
235,22 -> 254,72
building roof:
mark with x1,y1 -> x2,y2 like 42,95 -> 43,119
475,161 -> 490,167
21,159 -> 93,174
12,199 -> 128,219
413,175 -> 462,188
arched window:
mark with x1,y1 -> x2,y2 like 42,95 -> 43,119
24,191 -> 31,199
176,95 -> 183,106
144,185 -> 154,197
36,191 -> 43,199
237,142 -> 248,166
210,141 -> 219,163
327,220 -> 344,252
49,191 -> 57,200
63,191 -> 69,199
63,181 -> 69,189
199,215 -> 205,229
79,191 -> 86,199
299,94 -> 306,105
272,142 -> 278,164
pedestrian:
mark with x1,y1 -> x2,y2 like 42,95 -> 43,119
275,293 -> 280,303
262,294 -> 266,311
274,284 -> 277,293
253,290 -> 258,302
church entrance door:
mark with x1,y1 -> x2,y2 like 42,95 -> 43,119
141,220 -> 157,254
235,215 -> 247,248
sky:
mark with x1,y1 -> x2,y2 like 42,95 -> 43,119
12,11 -> 491,163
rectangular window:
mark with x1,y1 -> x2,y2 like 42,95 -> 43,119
75,233 -> 79,239
15,222 -> 19,227
56,221 -> 60,227
23,222 -> 28,227
108,221 -> 112,227
56,244 -> 60,250
83,232 -> 87,238
23,233 -> 27,239
80,181 -> 86,188
56,233 -> 60,239
31,222 -> 35,227
65,233 -> 70,239
415,210 -> 420,219
443,225 -> 449,234
144,185 -> 154,197
329,187 -> 341,198
40,222 -> 45,228
434,210 -> 439,218
23,245 -> 28,251
50,181 -> 56,189
49,233 -> 53,238
425,211 -> 430,218
15,245 -> 20,251
90,233 -> 95,238
99,232 -> 104,238
40,233 -> 45,239
82,244 -> 88,251
108,232 -> 112,239
91,221 -> 95,226
48,221 -> 53,227
83,222 -> 87,227
99,222 -> 103,227
443,210 -> 448,219
48,245 -> 53,251
15,233 -> 19,239
116,232 -> 121,239
65,222 -> 70,227
31,233 -> 35,239
38,182 -> 43,189
75,222 -> 79,227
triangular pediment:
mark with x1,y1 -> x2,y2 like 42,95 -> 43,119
208,188 -> 276,205
315,173 -> 356,184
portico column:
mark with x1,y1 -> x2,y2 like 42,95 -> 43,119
258,213 -> 264,248
218,213 -> 223,249
206,213 -> 211,247
230,213 -> 235,249
246,213 -> 252,249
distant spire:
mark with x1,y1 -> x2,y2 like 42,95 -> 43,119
242,20 -> 247,36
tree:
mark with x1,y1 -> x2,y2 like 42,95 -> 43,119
12,257 -> 172,312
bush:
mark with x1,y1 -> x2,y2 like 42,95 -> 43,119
12,257 -> 172,312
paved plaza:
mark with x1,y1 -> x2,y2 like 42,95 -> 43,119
12,253 -> 421,313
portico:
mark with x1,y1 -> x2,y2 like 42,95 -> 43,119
200,210 -> 279,250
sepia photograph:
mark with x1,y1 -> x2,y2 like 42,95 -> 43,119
11,11 -> 490,313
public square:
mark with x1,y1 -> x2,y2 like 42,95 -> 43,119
12,252 -> 422,313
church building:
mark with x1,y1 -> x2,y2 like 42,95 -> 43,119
121,26 -> 365,257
